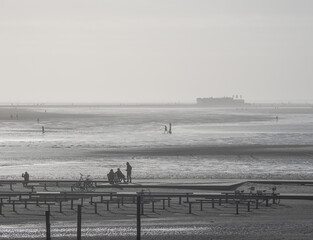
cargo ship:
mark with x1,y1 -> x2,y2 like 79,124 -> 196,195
196,97 -> 245,107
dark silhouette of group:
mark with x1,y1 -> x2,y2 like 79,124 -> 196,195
107,162 -> 132,184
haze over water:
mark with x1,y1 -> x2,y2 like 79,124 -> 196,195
1,105 -> 313,180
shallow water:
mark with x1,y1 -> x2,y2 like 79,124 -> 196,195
0,106 -> 313,180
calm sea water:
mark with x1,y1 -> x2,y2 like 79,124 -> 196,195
0,105 -> 313,180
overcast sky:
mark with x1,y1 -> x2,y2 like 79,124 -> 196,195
1,0 -> 313,103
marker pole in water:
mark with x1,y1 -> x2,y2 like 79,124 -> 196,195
137,195 -> 141,240
45,211 -> 51,240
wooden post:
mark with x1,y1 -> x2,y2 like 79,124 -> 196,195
236,201 -> 239,215
168,197 -> 170,207
110,192 -> 113,200
77,205 -> 82,240
225,193 -> 228,203
44,183 -> 47,191
106,201 -> 109,211
152,201 -> 155,213
256,197 -> 259,209
59,201 -> 62,213
200,200 -> 203,211
189,202 -> 192,214
117,199 -> 120,208
0,203 -> 2,215
46,211 -> 51,240
81,198 -> 83,206
24,200 -> 27,208
121,197 -> 124,206
247,201 -> 250,212
179,196 -> 182,205
137,195 -> 141,240
94,203 -> 97,214
212,199 -> 215,208
37,199 -> 39,206
162,199 -> 165,210
141,202 -> 144,215
186,193 -> 189,203
13,200 -> 16,212
71,200 -> 74,210
90,196 -> 93,205
266,198 -> 269,207
219,198 -> 222,206
10,183 -> 13,191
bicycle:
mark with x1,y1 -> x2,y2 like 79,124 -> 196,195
72,173 -> 95,192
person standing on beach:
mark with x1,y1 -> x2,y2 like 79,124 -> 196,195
164,125 -> 168,134
22,171 -> 29,187
168,123 -> 172,134
126,162 -> 132,183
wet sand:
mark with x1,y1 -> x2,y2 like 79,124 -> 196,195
91,144 -> 313,157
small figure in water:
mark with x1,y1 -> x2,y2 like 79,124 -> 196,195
168,123 -> 172,134
42,126 -> 45,134
276,116 -> 279,121
107,169 -> 115,184
164,125 -> 168,134
126,162 -> 132,183
22,171 -> 29,187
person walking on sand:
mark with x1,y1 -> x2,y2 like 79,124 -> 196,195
168,123 -> 172,134
164,125 -> 168,134
126,162 -> 132,183
22,171 -> 29,187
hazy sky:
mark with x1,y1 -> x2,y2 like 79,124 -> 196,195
1,0 -> 313,103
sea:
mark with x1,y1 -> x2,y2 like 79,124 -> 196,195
0,105 -> 313,181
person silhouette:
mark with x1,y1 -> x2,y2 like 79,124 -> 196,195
126,162 -> 132,183
168,123 -> 172,134
22,171 -> 29,187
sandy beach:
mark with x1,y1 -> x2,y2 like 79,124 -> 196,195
0,106 -> 313,239
0,179 -> 312,240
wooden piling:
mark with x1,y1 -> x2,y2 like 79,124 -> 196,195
137,195 -> 141,240
236,201 -> 239,215
46,211 -> 51,240
77,205 -> 82,240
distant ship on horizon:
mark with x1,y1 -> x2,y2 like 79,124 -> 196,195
196,96 -> 245,107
